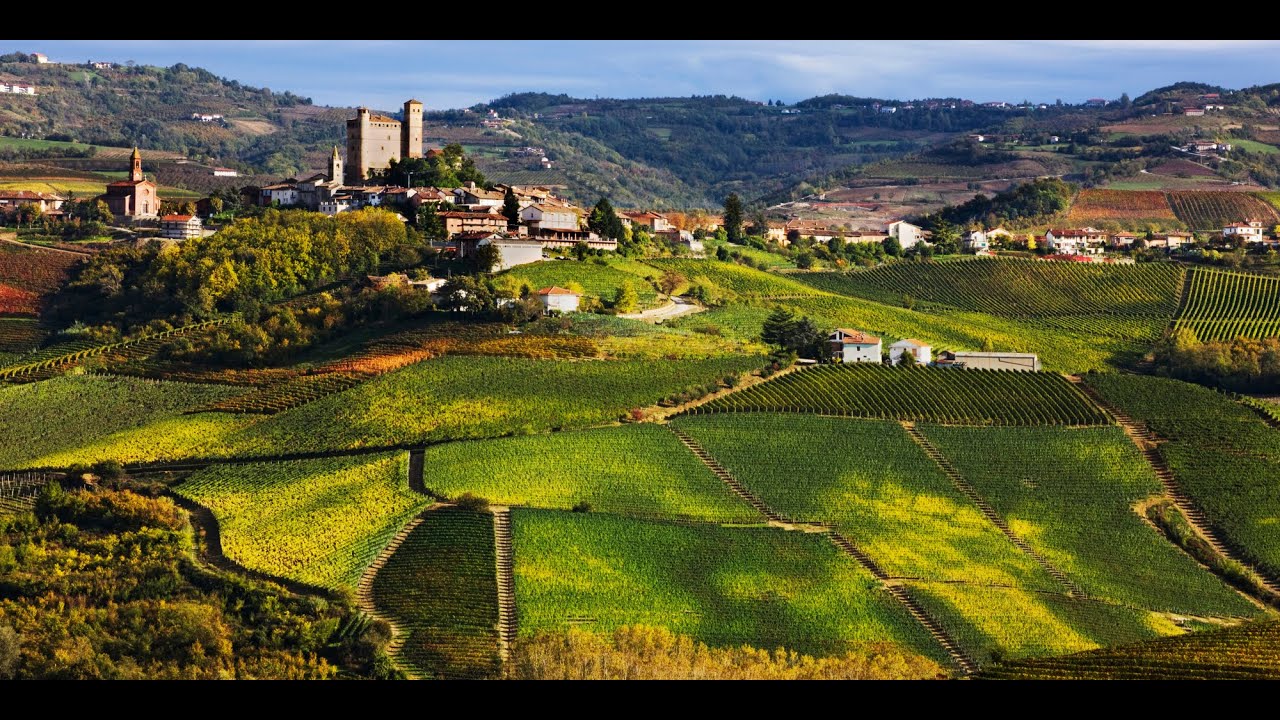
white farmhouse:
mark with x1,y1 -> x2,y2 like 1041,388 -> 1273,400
829,328 -> 882,364
1044,227 -> 1107,256
520,203 -> 580,233
1223,220 -> 1266,243
536,286 -> 580,314
457,233 -> 544,271
965,230 -> 990,252
886,220 -> 925,249
889,338 -> 932,366
160,214 -> 203,240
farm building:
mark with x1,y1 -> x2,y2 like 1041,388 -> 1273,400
521,203 -> 580,233
536,286 -> 580,314
886,220 -> 925,248
1045,228 -> 1108,256
456,234 -> 544,271
1223,221 -> 1266,243
1110,232 -> 1141,248
624,211 -> 671,232
939,351 -> 1041,372
889,339 -> 932,366
160,214 -> 203,240
829,329 -> 882,364
440,211 -> 508,237
0,190 -> 64,214
1148,232 -> 1194,250
211,167 -> 239,177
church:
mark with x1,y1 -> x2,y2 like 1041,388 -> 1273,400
98,148 -> 159,220
345,99 -> 423,184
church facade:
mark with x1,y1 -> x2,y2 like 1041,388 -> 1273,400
345,99 -> 423,184
99,148 -> 158,220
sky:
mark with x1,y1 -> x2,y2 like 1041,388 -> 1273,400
10,40 -> 1280,112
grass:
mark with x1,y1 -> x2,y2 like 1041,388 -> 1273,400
672,413 -> 1059,589
695,365 -> 1109,427
504,259 -> 661,308
0,375 -> 245,470
177,452 -> 427,591
418,424 -> 758,523
920,425 -> 1256,617
370,507 -> 501,679
1231,139 -> 1280,155
511,508 -> 949,663
644,259 -> 825,299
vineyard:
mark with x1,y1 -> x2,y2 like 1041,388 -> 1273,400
692,365 -> 1109,426
0,283 -> 38,315
0,375 -> 245,470
0,243 -> 82,294
511,508 -> 949,663
1166,191 -> 1280,230
644,259 -> 827,299
793,259 -> 1182,320
921,425 -> 1255,616
1174,268 -> 1280,341
1065,189 -> 1180,227
370,508 -> 502,679
0,318 -> 43,352
981,619 -> 1280,679
418,425 -> 758,523
177,453 -> 428,590
909,584 -> 1177,665
672,413 -> 1059,588
504,259 -> 661,308
1082,373 -> 1280,578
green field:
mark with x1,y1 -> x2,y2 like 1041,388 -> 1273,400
370,508 -> 501,679
672,413 -> 1058,588
921,425 -> 1256,616
981,618 -> 1280,679
704,240 -> 797,269
645,259 -> 826,299
0,136 -> 96,153
0,375 -> 245,469
419,425 -> 758,522
177,453 -> 427,590
504,259 -> 661,308
909,583 -> 1179,664
19,355 -> 762,466
1174,267 -> 1280,341
1232,139 -> 1280,155
694,364 -> 1109,426
511,509 -> 949,663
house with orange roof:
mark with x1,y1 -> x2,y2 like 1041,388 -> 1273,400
889,338 -> 932,366
536,286 -> 580,314
829,328 -> 882,363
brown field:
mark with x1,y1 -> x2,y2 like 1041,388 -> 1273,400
1066,189 -> 1180,227
228,119 -> 277,136
1103,115 -> 1240,136
1148,158 -> 1218,177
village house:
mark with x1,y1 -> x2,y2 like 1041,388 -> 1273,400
259,181 -> 300,207
191,113 -> 224,123
829,329 -> 882,364
886,220 -> 925,248
1109,231 -> 1141,248
211,167 -> 238,177
889,339 -> 932,366
408,187 -> 456,210
440,211 -> 508,237
624,211 -> 671,233
159,214 -> 203,240
521,203 -> 580,233
1223,220 -> 1267,243
453,182 -> 505,209
785,220 -> 836,244
939,351 -> 1041,372
32,53 -> 50,64
765,222 -> 788,243
0,190 -> 64,214
456,233 -> 544,271
965,230 -> 990,252
89,61 -> 113,70
1148,231 -> 1194,250
1184,140 -> 1231,154
537,286 -> 580,314
845,230 -> 890,244
1044,228 -> 1108,255
319,198 -> 351,216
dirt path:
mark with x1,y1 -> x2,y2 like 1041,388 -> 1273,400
492,506 -> 516,672
0,233 -> 91,257
619,296 -> 705,323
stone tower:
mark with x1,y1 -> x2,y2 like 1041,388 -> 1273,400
129,146 -> 143,182
329,145 -> 343,184
402,99 -> 423,159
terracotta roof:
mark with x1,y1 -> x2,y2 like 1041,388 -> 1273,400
438,211 -> 504,219
892,338 -> 928,348
455,231 -> 502,241
1048,228 -> 1105,237
161,214 -> 196,222
0,190 -> 60,200
537,286 -> 578,296
106,180 -> 146,188
832,328 -> 880,344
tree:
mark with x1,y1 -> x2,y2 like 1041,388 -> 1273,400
474,243 -> 501,274
723,193 -> 744,243
658,270 -> 685,296
760,308 -> 824,358
588,197 -> 624,240
749,208 -> 769,237
898,348 -> 917,367
715,245 -> 730,261
613,281 -> 639,313
761,307 -> 797,348
981,336 -> 996,352
795,252 -> 814,269
15,202 -> 41,228
502,188 -> 520,228
417,203 -> 446,242
882,236 -> 902,257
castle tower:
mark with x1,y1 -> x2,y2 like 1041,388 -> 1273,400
402,99 -> 423,159
329,145 -> 344,185
129,146 -> 143,182
345,108 -> 369,185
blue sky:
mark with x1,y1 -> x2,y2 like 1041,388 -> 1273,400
11,40 -> 1280,112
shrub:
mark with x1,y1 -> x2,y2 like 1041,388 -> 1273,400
453,492 -> 491,512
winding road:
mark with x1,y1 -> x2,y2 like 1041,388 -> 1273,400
619,296 -> 705,323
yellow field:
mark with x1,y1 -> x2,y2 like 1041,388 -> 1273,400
0,179 -> 202,198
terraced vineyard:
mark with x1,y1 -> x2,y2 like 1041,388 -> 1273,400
418,425 -> 758,523
177,453 -> 427,590
794,259 -> 1182,320
371,508 -> 501,679
0,374 -> 245,470
1174,267 -> 1280,341
0,242 -> 82,294
511,508 -> 949,663
1083,373 -> 1280,578
921,425 -> 1256,616
1166,191 -> 1280,230
982,619 -> 1280,679
693,365 -> 1108,426
1065,189 -> 1180,227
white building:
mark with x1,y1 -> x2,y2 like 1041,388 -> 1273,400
160,214 -> 203,240
458,234 -> 544,271
964,230 -> 990,252
319,199 -> 351,216
211,167 -> 238,177
33,53 -> 50,64
521,203 -> 580,232
1223,221 -> 1266,243
950,351 -> 1041,372
886,220 -> 925,249
1045,228 -> 1108,255
259,183 -> 299,206
1148,232 -> 1194,250
537,286 -> 580,314
0,83 -> 36,95
829,328 -> 882,364
889,339 -> 932,366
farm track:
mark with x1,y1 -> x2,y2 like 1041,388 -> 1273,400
493,507 -> 516,671
901,421 -> 1088,599
0,234 -> 92,257
667,424 -> 977,676
1070,376 -> 1280,599
654,363 -> 803,422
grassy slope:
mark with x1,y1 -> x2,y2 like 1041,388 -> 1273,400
419,424 -> 758,523
504,259 -> 661,308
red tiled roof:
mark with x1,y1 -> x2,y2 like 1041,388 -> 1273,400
833,328 -> 880,344
439,211 -> 503,219
893,338 -> 928,348
537,286 -> 578,296
161,214 -> 196,222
